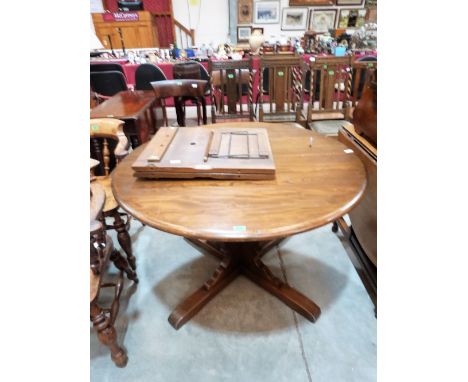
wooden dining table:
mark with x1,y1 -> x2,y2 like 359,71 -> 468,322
111,122 -> 367,329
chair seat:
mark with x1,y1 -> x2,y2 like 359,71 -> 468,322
309,120 -> 348,136
94,176 -> 118,212
310,111 -> 345,121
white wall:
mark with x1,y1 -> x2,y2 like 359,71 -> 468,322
172,0 -> 365,46
172,0 -> 230,47
251,0 -> 365,42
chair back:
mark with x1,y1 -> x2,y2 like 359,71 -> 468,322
350,59 -> 377,107
90,63 -> 125,76
258,54 -> 307,123
173,61 -> 202,79
91,71 -> 128,97
307,56 -> 352,122
135,64 -> 167,90
90,118 -> 128,176
208,57 -> 254,122
173,61 -> 210,94
151,80 -> 208,126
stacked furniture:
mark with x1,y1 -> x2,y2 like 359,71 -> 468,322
90,118 -> 138,273
90,175 -> 137,368
151,80 -> 209,126
172,61 -> 210,125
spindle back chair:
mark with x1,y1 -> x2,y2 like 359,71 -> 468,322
90,118 -> 137,273
307,56 -> 353,123
90,181 -> 137,368
258,54 -> 307,125
90,118 -> 129,176
208,57 -> 254,123
349,60 -> 378,108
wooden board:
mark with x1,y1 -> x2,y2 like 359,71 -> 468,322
132,127 -> 276,179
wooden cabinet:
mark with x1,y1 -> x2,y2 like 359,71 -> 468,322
92,11 -> 159,49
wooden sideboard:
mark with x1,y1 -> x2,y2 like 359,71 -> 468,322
92,11 -> 159,49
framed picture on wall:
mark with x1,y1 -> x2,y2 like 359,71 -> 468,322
252,27 -> 264,35
237,26 -> 252,42
281,7 -> 308,31
309,9 -> 337,33
338,8 -> 367,28
238,0 -> 253,25
336,0 -> 364,5
254,1 -> 280,24
289,0 -> 335,5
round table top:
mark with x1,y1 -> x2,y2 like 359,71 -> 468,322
112,122 -> 367,242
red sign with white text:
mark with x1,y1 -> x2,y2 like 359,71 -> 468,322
102,12 -> 139,22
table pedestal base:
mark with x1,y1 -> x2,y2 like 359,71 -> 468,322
168,239 -> 321,330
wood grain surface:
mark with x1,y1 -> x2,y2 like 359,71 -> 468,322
132,127 -> 275,179
90,90 -> 155,120
112,122 -> 367,242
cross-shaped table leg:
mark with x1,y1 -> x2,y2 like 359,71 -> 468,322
168,239 -> 321,330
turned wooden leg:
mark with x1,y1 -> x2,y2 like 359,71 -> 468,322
90,302 -> 128,367
108,209 -> 137,271
201,97 -> 208,125
168,255 -> 241,330
110,249 -> 138,283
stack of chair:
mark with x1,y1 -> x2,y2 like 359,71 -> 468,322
90,169 -> 138,367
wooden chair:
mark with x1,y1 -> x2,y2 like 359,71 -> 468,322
208,57 -> 254,123
348,59 -> 377,117
258,54 -> 307,126
90,118 -> 137,272
151,79 -> 208,126
172,61 -> 210,126
306,56 -> 353,136
90,181 -> 137,368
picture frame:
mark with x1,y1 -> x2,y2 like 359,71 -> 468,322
252,27 -> 264,35
281,7 -> 308,31
338,8 -> 367,28
254,1 -> 280,24
289,0 -> 335,5
308,9 -> 337,33
237,0 -> 253,25
335,0 -> 364,5
237,26 -> 252,42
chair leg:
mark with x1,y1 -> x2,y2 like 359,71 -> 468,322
90,302 -> 128,367
108,209 -> 137,271
196,99 -> 201,125
254,92 -> 260,116
332,217 -> 351,239
201,97 -> 207,124
110,249 -> 138,283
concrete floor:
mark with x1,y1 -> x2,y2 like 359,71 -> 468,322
91,220 -> 376,382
